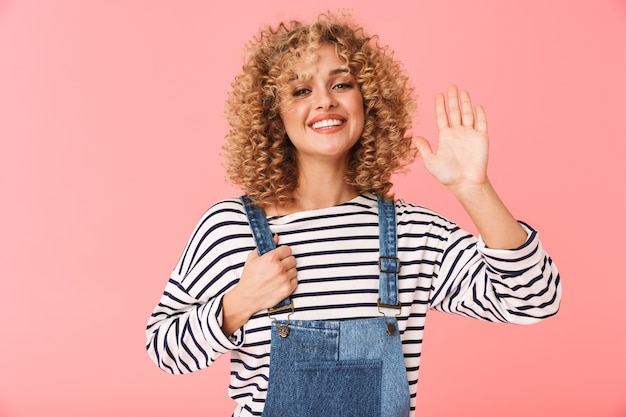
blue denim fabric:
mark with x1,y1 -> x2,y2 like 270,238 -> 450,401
242,195 -> 410,417
263,318 -> 409,417
241,196 -> 291,310
378,197 -> 400,307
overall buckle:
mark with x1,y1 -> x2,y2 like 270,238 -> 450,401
377,298 -> 401,336
268,300 -> 295,338
378,255 -> 400,274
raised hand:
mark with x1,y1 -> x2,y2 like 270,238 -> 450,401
414,85 -> 527,249
414,85 -> 490,193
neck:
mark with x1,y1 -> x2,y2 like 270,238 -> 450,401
267,159 -> 359,216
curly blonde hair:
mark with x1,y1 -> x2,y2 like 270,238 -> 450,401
222,12 -> 417,206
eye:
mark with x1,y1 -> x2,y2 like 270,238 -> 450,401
333,82 -> 354,91
292,87 -> 311,97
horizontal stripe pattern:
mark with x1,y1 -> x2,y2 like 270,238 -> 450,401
146,194 -> 561,416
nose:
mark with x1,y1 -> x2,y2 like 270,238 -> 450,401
315,87 -> 336,110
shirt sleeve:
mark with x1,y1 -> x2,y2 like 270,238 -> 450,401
145,279 -> 245,374
429,222 -> 562,324
145,202 -> 248,374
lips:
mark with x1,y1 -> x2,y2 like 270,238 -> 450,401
308,115 -> 346,131
311,119 -> 344,129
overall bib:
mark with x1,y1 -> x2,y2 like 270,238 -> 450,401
242,196 -> 410,417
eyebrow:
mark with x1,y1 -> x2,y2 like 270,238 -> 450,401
288,67 -> 350,82
329,68 -> 350,76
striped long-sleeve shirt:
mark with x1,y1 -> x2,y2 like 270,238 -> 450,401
146,193 -> 561,417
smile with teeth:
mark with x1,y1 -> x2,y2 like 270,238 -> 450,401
310,119 -> 344,129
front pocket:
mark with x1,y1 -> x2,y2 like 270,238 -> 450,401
288,359 -> 383,417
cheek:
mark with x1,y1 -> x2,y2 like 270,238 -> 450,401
280,106 -> 304,130
352,100 -> 366,132
279,112 -> 295,133
351,92 -> 365,117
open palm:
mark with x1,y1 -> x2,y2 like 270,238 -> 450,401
415,85 -> 490,191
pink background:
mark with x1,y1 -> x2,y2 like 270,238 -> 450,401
1,0 -> 625,416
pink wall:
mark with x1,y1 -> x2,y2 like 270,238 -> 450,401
1,0 -> 625,416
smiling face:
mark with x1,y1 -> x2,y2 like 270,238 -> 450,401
279,44 -> 365,168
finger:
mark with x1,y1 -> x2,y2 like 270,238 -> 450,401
286,272 -> 298,293
413,136 -> 434,161
475,105 -> 488,134
446,85 -> 461,126
287,266 -> 298,281
272,245 -> 292,263
435,93 -> 448,130
246,247 -> 260,261
273,233 -> 279,246
282,254 -> 297,271
459,90 -> 474,127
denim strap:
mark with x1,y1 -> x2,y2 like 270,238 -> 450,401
241,195 -> 399,312
377,196 -> 400,307
241,196 -> 276,255
241,196 -> 292,310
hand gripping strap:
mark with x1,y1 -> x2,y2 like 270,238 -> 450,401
241,196 -> 292,311
241,195 -> 400,312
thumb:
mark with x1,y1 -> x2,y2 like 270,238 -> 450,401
414,136 -> 434,161
273,233 -> 279,246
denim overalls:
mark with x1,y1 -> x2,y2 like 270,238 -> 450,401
242,195 -> 410,417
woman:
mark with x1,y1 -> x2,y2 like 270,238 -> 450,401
146,13 -> 561,417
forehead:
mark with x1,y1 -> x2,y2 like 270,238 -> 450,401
288,44 -> 349,80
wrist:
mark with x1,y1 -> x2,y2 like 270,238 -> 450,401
448,179 -> 493,204
221,287 -> 255,336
